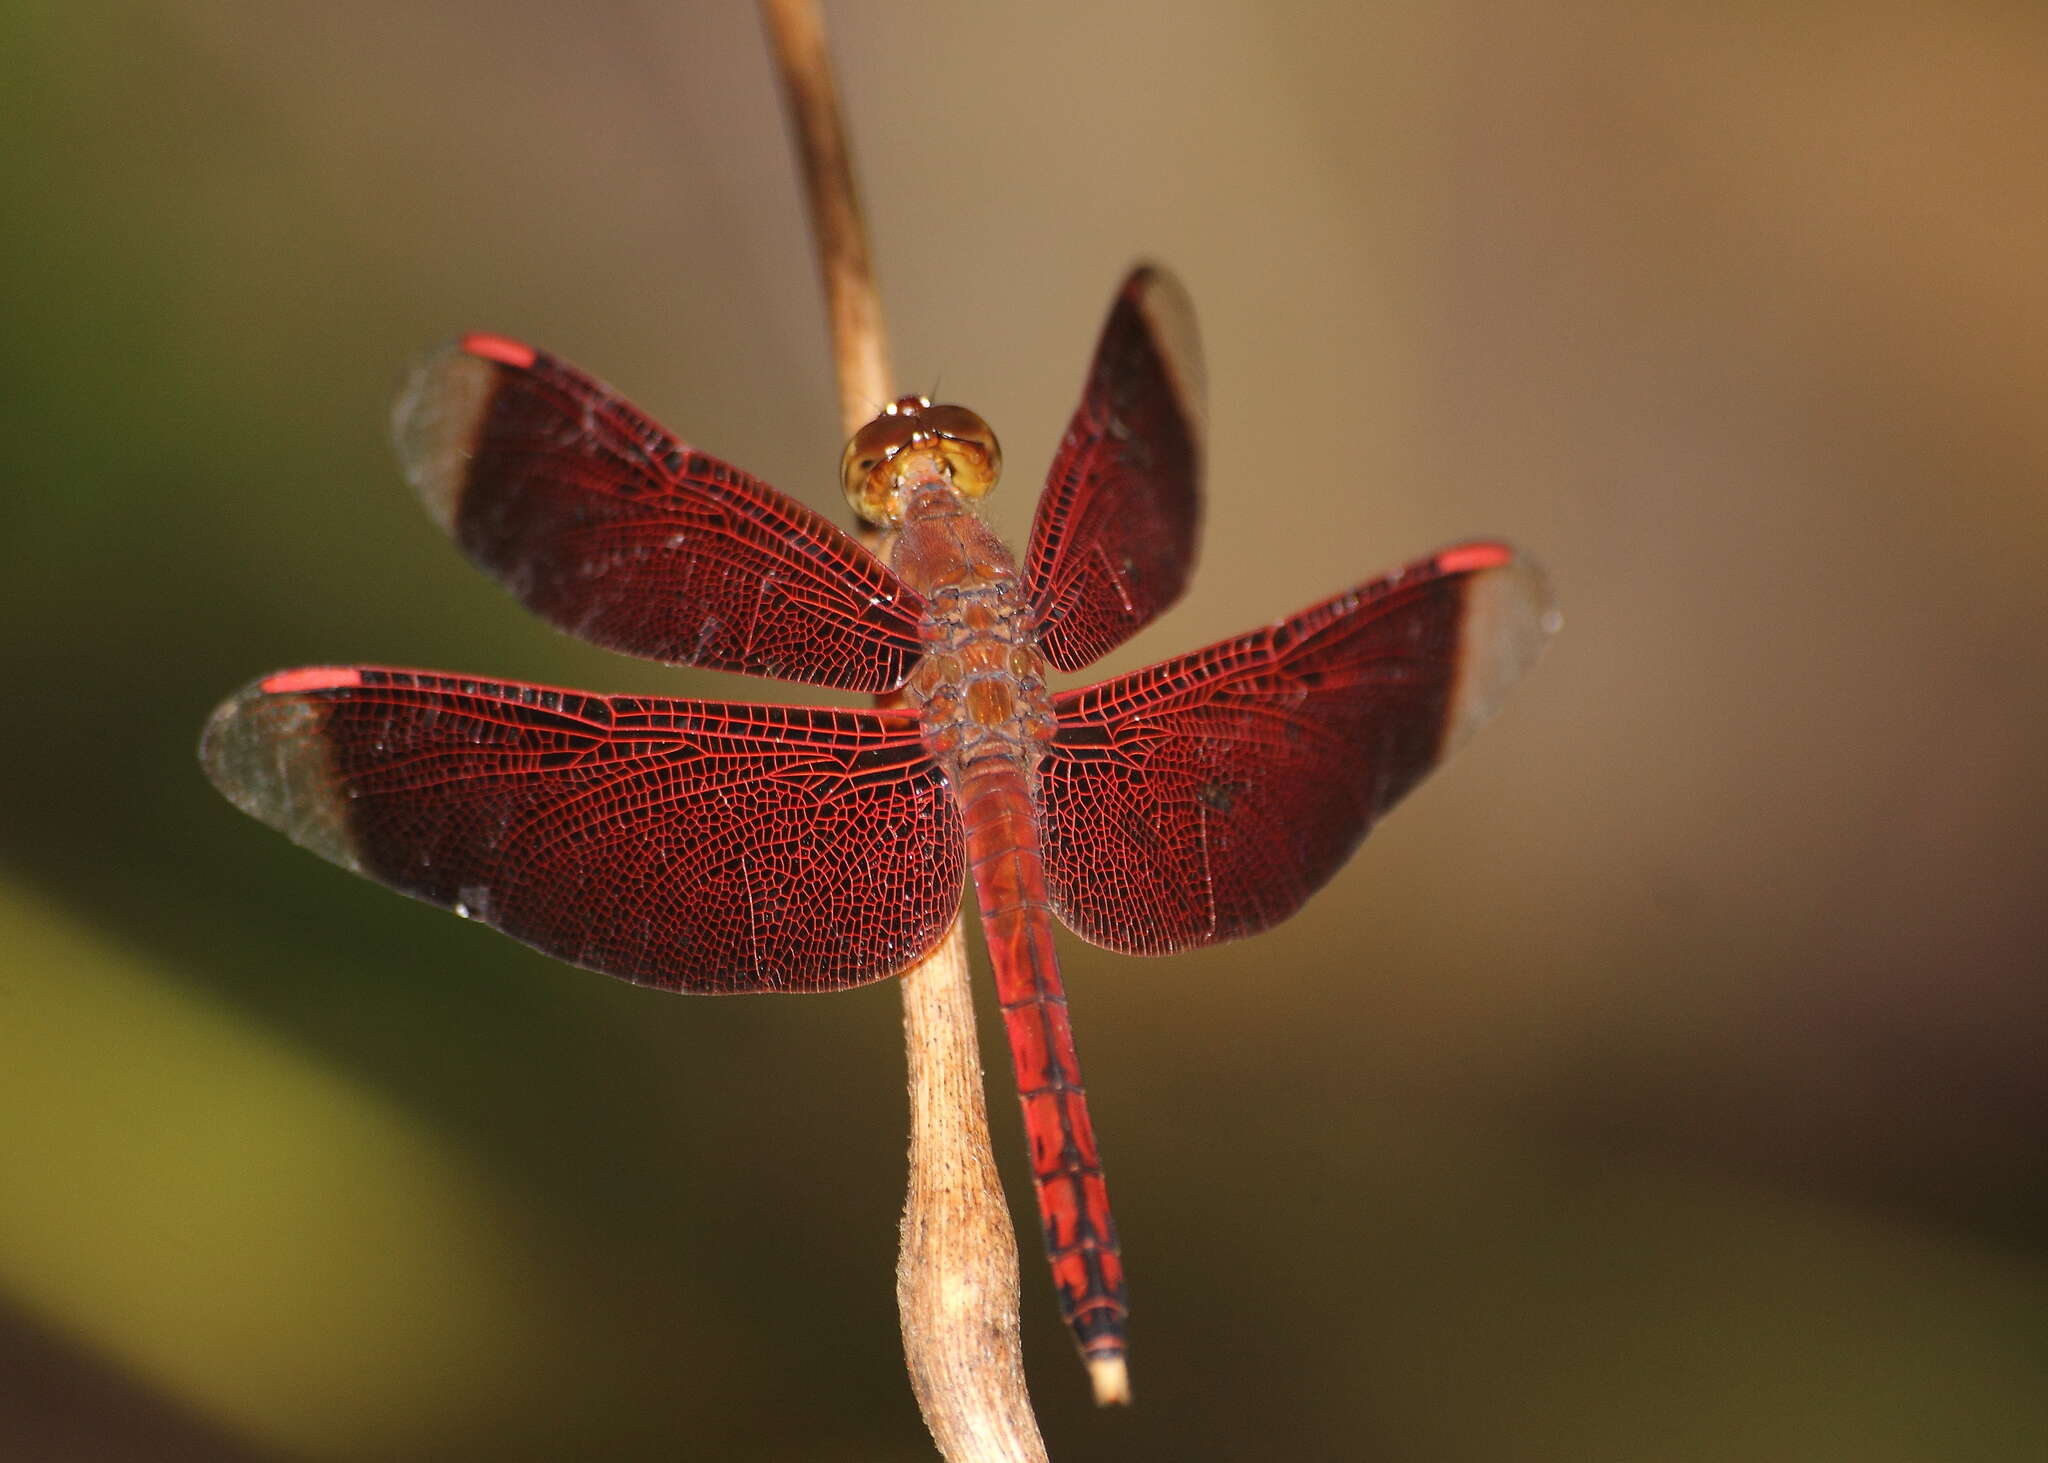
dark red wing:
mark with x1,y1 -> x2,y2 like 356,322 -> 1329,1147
1026,266 -> 1205,673
1040,544 -> 1553,955
200,668 -> 963,992
393,335 -> 926,693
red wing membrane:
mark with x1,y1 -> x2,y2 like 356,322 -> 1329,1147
394,336 -> 926,693
1040,544 -> 1553,955
1026,266 -> 1205,672
200,668 -> 964,992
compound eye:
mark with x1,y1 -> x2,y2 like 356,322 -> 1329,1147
918,405 -> 1002,499
841,412 -> 921,521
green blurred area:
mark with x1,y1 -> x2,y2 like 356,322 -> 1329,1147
4,3 -> 2045,1459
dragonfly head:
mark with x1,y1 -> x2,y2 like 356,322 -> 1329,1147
842,397 -> 1002,526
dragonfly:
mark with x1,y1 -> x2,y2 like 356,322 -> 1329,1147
201,265 -> 1553,1395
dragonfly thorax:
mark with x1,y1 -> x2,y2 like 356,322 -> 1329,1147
890,486 -> 1054,774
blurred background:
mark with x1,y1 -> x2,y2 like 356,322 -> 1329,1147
5,2 -> 2045,1458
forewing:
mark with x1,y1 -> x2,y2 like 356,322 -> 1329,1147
1026,266 -> 1205,672
201,668 -> 963,992
394,335 -> 926,693
1041,544 -> 1553,955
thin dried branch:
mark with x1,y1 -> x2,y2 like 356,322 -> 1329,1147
758,0 -> 893,430
758,4 -> 1048,1459
896,916 -> 1052,1462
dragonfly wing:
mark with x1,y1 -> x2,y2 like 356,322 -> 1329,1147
395,335 -> 926,693
1026,266 -> 1205,673
1040,544 -> 1553,955
201,668 -> 963,991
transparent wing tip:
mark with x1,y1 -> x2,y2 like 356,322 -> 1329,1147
199,677 -> 363,874
391,338 -> 505,535
1445,549 -> 1557,754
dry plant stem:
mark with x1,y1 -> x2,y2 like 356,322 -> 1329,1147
759,2 -> 1048,1458
897,918 -> 1053,1462
758,0 -> 893,435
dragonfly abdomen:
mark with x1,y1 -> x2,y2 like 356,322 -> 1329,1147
956,758 -> 1131,1370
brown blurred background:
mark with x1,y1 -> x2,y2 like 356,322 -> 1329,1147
4,3 -> 2045,1459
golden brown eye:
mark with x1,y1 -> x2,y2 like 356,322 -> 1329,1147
918,404 -> 1002,499
841,415 -> 916,511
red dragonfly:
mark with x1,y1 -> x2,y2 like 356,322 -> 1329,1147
202,266 -> 1551,1394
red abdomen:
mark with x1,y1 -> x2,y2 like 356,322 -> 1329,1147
956,758 -> 1128,1362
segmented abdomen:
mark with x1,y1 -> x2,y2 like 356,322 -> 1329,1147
955,757 -> 1129,1361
